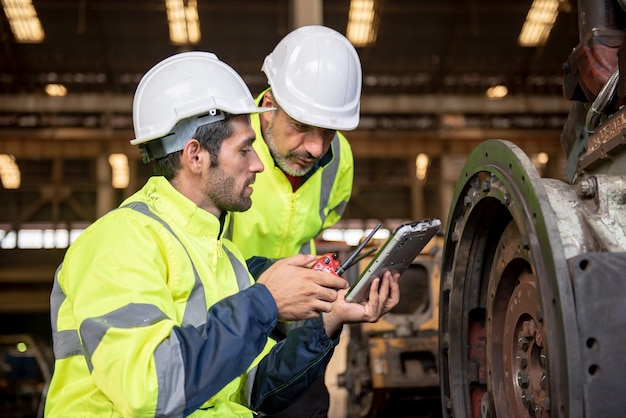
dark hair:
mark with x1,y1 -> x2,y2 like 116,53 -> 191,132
153,117 -> 235,179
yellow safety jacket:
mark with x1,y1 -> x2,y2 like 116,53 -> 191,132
227,91 -> 354,259
45,177 -> 279,417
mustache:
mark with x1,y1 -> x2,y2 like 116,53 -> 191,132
288,151 -> 317,161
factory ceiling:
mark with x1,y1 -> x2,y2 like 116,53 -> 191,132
0,0 -> 580,117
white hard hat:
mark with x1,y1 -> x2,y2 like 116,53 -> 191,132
262,25 -> 362,131
131,51 -> 271,160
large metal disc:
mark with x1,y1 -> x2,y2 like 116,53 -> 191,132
439,139 -> 582,418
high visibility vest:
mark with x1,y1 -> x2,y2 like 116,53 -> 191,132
46,177 -> 275,417
227,91 -> 354,259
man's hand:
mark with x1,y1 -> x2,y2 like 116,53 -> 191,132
257,254 -> 349,321
322,270 -> 400,336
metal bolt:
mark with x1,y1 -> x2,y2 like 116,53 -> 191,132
533,401 -> 543,418
518,331 -> 530,350
520,236 -> 530,250
577,177 -> 597,198
540,349 -> 547,368
540,371 -> 548,389
517,371 -> 530,389
523,391 -> 534,408
516,351 -> 528,369
480,392 -> 491,418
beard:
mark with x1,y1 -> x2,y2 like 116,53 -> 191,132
265,118 -> 318,177
206,165 -> 253,213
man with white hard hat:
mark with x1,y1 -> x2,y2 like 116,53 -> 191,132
227,25 -> 363,417
45,51 -> 399,417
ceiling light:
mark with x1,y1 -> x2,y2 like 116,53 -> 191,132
45,83 -> 67,97
486,85 -> 508,99
532,152 -> 550,167
346,0 -> 378,47
108,153 -> 129,189
518,0 -> 559,47
1,0 -> 44,43
0,154 -> 21,189
165,0 -> 200,45
415,153 -> 430,181
536,152 -> 549,165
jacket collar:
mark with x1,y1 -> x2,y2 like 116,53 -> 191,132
140,176 -> 224,239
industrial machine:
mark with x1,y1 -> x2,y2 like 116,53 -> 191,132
439,1 -> 626,417
0,334 -> 51,418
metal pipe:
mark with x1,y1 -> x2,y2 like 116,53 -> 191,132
577,0 -> 621,41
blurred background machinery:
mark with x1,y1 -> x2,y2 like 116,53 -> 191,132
337,235 -> 443,418
0,335 -> 51,418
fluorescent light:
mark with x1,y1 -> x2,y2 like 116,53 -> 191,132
347,0 -> 378,47
0,154 -> 21,189
415,153 -> 430,181
1,0 -> 44,43
486,85 -> 508,99
45,83 -> 67,97
108,153 -> 129,189
518,0 -> 559,47
165,0 -> 200,45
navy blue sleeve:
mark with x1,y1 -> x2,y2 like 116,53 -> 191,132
250,316 -> 342,414
170,283 -> 277,415
246,256 -> 277,280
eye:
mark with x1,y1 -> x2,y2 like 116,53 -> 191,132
291,120 -> 309,132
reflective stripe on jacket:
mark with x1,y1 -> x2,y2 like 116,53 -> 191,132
227,90 -> 354,259
45,176 -> 278,417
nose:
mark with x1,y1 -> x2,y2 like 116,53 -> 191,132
250,149 -> 264,173
303,129 -> 327,158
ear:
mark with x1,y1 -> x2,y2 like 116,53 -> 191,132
181,139 -> 207,174
260,91 -> 276,124
261,90 -> 275,108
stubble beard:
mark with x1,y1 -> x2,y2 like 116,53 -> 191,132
265,119 -> 316,177
207,166 -> 253,213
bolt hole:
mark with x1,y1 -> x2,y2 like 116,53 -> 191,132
579,259 -> 589,271
588,364 -> 600,376
586,337 -> 597,349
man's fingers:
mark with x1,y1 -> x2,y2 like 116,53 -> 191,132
280,253 -> 317,267
377,273 -> 391,302
314,272 -> 348,290
388,273 -> 400,303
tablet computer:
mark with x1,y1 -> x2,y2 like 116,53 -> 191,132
344,218 -> 441,303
